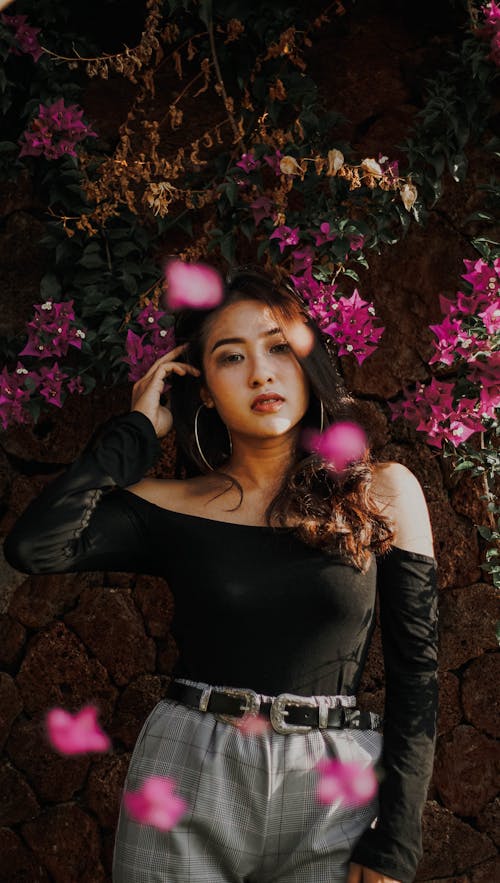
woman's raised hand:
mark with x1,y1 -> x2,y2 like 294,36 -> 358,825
130,343 -> 201,438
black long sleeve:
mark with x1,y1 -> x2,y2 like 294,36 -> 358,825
350,546 -> 439,883
3,410 -> 162,576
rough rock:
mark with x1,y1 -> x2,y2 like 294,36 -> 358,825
356,686 -> 385,720
0,826 -> 50,882
437,670 -> 461,737
65,587 -> 156,686
433,725 -> 500,816
357,618 -> 385,690
476,796 -> 500,848
0,614 -> 26,670
110,674 -> 166,748
469,854 -> 500,883
6,715 -> 90,803
22,804 -> 106,883
0,210 -> 46,338
134,576 -> 174,638
0,672 -> 22,752
368,441 -> 472,588
8,572 -> 84,629
156,634 -> 179,675
85,753 -> 130,829
438,583 -> 500,671
352,399 -> 391,452
0,384 -> 130,463
0,761 -> 39,825
461,653 -> 500,739
418,800 -> 496,879
15,622 -> 117,720
450,469 -> 492,526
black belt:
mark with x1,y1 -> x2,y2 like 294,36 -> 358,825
166,681 -> 382,734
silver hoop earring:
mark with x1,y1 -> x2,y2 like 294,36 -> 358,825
194,403 -> 232,472
319,399 -> 325,433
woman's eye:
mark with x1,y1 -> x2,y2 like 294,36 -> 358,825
220,353 -> 243,364
272,343 -> 290,353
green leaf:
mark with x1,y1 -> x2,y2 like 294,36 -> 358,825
40,274 -> 62,299
78,253 -> 104,269
220,233 -> 235,264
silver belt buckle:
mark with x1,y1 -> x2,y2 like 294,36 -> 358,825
212,686 -> 261,726
270,693 -> 318,734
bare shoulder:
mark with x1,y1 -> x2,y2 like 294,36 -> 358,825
124,474 -> 224,511
371,461 -> 435,559
124,477 -> 189,510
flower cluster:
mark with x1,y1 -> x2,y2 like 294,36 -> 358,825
0,363 -> 32,430
290,270 -> 384,365
19,299 -> 87,360
0,299 -> 89,427
123,302 -> 177,384
1,13 -> 43,62
478,1 -> 500,66
389,258 -> 499,448
19,98 -> 97,160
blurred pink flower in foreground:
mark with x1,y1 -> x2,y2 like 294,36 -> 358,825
124,776 -> 188,831
302,421 -> 368,473
45,705 -> 110,755
164,260 -> 224,310
238,714 -> 272,736
316,758 -> 378,807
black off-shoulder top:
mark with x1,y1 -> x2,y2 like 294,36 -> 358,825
3,410 -> 439,883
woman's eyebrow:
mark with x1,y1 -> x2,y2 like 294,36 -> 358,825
210,326 -> 282,354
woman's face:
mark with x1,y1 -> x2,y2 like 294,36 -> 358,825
199,299 -> 310,439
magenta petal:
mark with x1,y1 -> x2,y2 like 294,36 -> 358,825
124,776 -> 188,831
45,705 -> 111,755
316,758 -> 377,807
165,260 -> 224,310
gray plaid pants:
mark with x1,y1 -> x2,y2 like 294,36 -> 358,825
113,685 -> 383,883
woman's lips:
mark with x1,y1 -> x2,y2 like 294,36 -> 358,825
251,399 -> 284,413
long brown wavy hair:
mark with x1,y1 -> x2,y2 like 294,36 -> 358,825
169,266 -> 395,573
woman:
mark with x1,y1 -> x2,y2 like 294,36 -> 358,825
4,267 -> 438,883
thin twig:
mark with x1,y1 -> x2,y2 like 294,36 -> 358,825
207,15 -> 244,149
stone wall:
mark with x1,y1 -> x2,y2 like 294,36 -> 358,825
0,3 -> 499,880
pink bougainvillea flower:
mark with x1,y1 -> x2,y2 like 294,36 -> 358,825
67,375 -> 85,395
478,299 -> 500,334
1,13 -> 43,62
316,758 -> 378,807
313,221 -> 337,247
36,361 -> 69,408
164,260 -> 224,310
250,195 -> 274,226
378,154 -> 399,180
269,225 -> 300,254
484,0 -> 500,28
263,150 -> 283,176
461,257 -> 500,293
124,776 -> 188,831
19,98 -> 97,160
302,421 -> 368,473
291,245 -> 314,274
0,364 -> 31,430
45,705 -> 111,755
428,315 -> 465,366
349,235 -> 365,252
238,714 -> 272,736
323,289 -> 385,365
235,152 -> 261,173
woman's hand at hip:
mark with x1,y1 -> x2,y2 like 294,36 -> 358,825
347,861 -> 402,883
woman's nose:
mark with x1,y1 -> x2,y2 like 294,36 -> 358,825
248,354 -> 275,387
